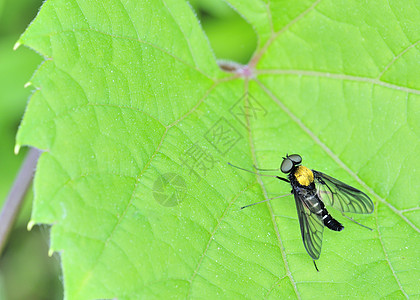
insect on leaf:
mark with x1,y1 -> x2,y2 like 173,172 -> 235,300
16,0 -> 420,298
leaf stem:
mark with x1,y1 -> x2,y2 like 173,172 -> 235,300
0,147 -> 42,255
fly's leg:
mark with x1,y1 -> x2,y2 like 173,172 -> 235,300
240,193 -> 292,209
313,260 -> 319,272
341,213 -> 372,231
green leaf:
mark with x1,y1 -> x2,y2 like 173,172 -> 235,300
17,0 -> 420,298
0,35 -> 41,205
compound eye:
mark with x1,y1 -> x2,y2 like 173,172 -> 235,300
281,158 -> 293,173
288,154 -> 302,164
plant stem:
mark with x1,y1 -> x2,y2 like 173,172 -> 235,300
0,147 -> 42,255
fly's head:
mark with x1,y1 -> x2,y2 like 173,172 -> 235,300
280,154 -> 302,174
281,154 -> 314,187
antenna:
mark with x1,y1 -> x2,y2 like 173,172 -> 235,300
228,162 -> 279,178
227,162 -> 290,183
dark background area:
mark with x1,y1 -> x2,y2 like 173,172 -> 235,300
0,0 -> 256,299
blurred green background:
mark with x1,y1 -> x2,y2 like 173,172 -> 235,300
0,0 -> 256,299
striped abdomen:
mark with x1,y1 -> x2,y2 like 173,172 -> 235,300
320,206 -> 344,231
304,192 -> 344,231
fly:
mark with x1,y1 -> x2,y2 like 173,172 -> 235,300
228,154 -> 374,271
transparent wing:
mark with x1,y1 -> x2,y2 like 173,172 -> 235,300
294,192 -> 324,260
313,170 -> 374,214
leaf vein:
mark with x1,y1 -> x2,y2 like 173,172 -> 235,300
245,79 -> 301,299
161,0 -> 198,67
75,124 -> 169,295
377,39 -> 420,79
41,27 -> 213,79
256,69 -> 420,95
250,0 -> 322,68
375,205 -> 409,298
186,182 -> 257,298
